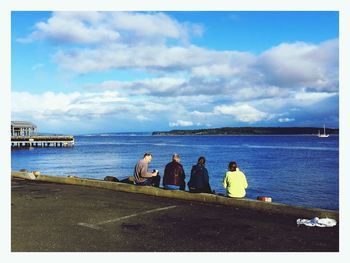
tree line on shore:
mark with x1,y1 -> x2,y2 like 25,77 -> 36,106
152,127 -> 339,136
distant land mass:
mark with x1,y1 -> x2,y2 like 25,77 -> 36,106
78,132 -> 151,136
152,127 -> 339,136
37,132 -> 65,136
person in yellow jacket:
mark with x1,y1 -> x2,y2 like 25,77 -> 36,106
222,161 -> 248,198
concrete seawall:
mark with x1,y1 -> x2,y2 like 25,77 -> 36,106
11,170 -> 339,220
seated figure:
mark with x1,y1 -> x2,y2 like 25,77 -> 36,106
163,153 -> 186,190
222,161 -> 248,198
188,156 -> 213,193
133,152 -> 160,187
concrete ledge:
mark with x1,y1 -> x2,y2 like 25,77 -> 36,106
11,170 -> 339,220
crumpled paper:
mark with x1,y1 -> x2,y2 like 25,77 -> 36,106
296,217 -> 337,227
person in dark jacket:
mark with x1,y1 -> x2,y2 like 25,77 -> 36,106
188,156 -> 213,193
163,153 -> 186,190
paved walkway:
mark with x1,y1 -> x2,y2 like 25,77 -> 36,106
11,178 -> 339,252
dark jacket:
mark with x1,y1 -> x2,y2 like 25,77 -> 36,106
163,161 -> 186,189
188,164 -> 212,193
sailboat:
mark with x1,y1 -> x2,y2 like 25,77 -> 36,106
318,124 -> 329,138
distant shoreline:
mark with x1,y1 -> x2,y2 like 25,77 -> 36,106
152,127 -> 339,136
151,134 -> 339,137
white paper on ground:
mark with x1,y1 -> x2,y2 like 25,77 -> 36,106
296,217 -> 337,227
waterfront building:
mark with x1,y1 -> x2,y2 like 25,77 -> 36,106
11,121 -> 74,147
11,121 -> 37,136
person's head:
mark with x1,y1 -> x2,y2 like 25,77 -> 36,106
228,161 -> 237,172
143,152 -> 153,163
197,156 -> 206,165
172,153 -> 181,163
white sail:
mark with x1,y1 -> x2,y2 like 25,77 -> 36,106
318,124 -> 329,138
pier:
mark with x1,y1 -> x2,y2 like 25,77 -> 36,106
11,121 -> 74,147
11,135 -> 74,147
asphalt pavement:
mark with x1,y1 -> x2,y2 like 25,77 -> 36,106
11,177 -> 339,252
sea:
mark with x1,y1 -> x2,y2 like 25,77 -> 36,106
11,134 -> 339,210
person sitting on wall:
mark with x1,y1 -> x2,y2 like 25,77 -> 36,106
188,156 -> 213,194
222,161 -> 248,198
163,153 -> 186,190
133,152 -> 160,187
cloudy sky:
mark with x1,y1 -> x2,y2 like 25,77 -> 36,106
11,11 -> 339,134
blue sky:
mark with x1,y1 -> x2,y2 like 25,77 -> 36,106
11,11 -> 339,134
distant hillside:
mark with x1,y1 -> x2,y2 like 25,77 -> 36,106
37,132 -> 65,136
78,132 -> 151,136
152,127 -> 339,136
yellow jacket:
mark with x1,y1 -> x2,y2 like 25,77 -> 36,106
222,168 -> 248,198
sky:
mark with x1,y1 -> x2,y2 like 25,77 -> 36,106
11,11 -> 339,134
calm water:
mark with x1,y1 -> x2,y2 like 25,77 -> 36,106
11,135 -> 339,210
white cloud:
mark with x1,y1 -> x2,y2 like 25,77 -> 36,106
85,77 -> 188,96
191,52 -> 255,78
18,11 -> 203,46
19,12 -> 119,44
11,91 -> 129,121
136,115 -> 150,121
110,12 -> 191,42
14,12 -> 339,131
27,13 -> 336,103
190,110 -> 214,118
257,39 -> 338,91
12,91 -> 81,113
294,91 -> 337,104
53,44 -> 234,74
11,88 -> 338,132
169,120 -> 193,127
214,103 -> 273,123
278,117 -> 295,123
52,39 -> 338,106
85,80 -> 133,91
192,64 -> 241,78
234,85 -> 289,100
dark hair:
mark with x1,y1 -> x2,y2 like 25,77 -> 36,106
197,156 -> 206,165
228,161 -> 237,172
144,152 -> 152,158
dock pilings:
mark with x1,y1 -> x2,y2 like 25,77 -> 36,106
11,135 -> 74,148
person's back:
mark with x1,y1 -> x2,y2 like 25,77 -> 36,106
163,154 -> 186,190
223,161 -> 248,198
134,153 -> 160,186
188,156 -> 212,193
134,159 -> 149,183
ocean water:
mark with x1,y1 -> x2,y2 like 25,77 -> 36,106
11,135 -> 339,210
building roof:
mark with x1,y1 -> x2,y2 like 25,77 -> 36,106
11,121 -> 37,128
